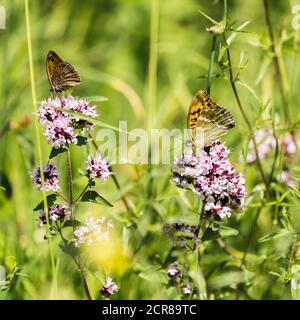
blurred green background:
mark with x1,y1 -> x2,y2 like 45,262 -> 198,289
1,0 -> 300,299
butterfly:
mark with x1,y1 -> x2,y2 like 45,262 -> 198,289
187,90 -> 235,147
46,50 -> 81,93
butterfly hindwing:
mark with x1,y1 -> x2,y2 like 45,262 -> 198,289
199,104 -> 235,146
46,50 -> 81,93
52,62 -> 81,92
187,90 -> 235,146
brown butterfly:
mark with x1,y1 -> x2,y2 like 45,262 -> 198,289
187,90 -> 235,147
46,50 -> 81,93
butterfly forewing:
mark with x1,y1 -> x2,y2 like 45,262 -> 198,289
46,50 -> 81,93
187,90 -> 235,147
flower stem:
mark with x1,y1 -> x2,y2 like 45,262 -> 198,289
262,0 -> 298,151
56,224 -> 92,300
222,34 -> 271,199
24,0 -> 57,298
287,235 -> 299,272
89,135 -> 132,213
262,0 -> 291,125
147,0 -> 159,134
74,183 -> 89,205
55,192 -> 69,203
206,35 -> 217,95
235,207 -> 262,299
66,148 -> 75,230
194,199 -> 206,250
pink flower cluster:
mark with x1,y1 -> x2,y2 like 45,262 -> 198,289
38,204 -> 70,227
247,130 -> 297,163
30,161 -> 59,192
86,154 -> 111,184
167,262 -> 180,278
172,141 -> 246,220
182,283 -> 193,295
100,277 -> 119,297
37,96 -> 97,149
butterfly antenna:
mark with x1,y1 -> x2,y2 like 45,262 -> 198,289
168,139 -> 193,153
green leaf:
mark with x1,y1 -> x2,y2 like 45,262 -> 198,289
219,226 -> 239,237
291,265 -> 300,299
62,220 -> 82,228
258,229 -> 293,243
49,146 -> 67,159
202,226 -> 239,242
78,168 -> 88,176
198,9 -> 219,25
59,241 -> 79,257
208,270 -> 255,290
33,194 -> 58,211
81,190 -> 113,207
77,135 -> 88,146
218,20 -> 250,61
91,268 -> 107,286
202,228 -> 220,242
162,248 -> 177,268
82,96 -> 108,103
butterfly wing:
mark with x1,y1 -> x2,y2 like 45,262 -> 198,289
187,90 -> 235,147
46,50 -> 80,92
46,51 -> 63,92
187,90 -> 210,145
52,62 -> 81,92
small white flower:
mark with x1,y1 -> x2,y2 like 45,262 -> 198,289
73,217 -> 113,247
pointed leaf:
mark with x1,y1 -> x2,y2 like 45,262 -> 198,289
62,220 -> 82,228
59,241 -> 79,257
33,194 -> 58,211
82,96 -> 108,103
49,146 -> 67,159
219,226 -> 239,237
81,190 -> 113,207
198,9 -> 218,25
77,136 -> 88,146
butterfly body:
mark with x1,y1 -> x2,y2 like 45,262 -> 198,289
187,90 -> 235,147
46,51 -> 81,93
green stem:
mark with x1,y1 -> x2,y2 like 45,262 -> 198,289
24,0 -> 57,298
223,34 -> 271,199
147,0 -> 159,133
56,224 -> 92,300
206,36 -> 217,95
55,192 -> 69,203
287,236 -> 299,272
269,126 -> 279,184
195,199 -> 206,249
66,148 -> 75,230
262,0 -> 298,151
74,183 -> 89,205
89,135 -> 132,213
262,0 -> 291,125
236,207 -> 262,300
